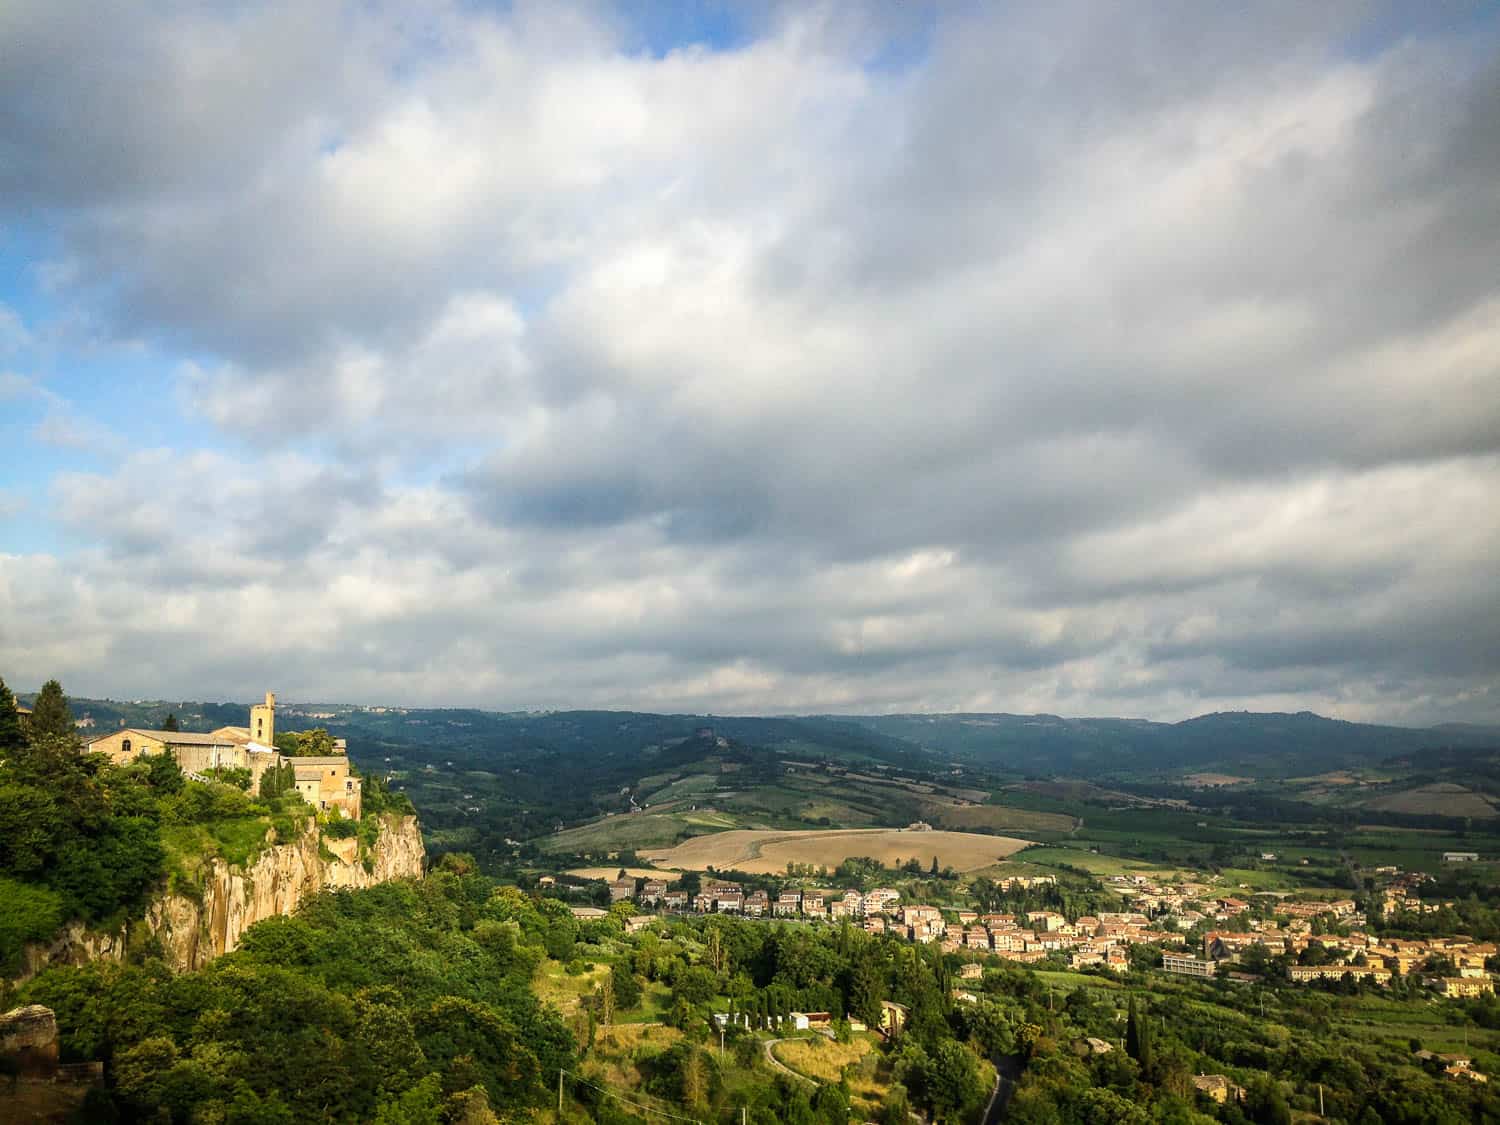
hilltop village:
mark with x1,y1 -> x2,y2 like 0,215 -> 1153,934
84,692 -> 362,818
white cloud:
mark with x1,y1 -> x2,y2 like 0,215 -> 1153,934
0,2 -> 1497,722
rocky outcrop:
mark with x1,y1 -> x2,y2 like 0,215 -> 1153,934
0,1004 -> 59,1075
17,815 -> 423,980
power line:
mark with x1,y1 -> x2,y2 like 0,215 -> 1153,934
560,1068 -> 707,1123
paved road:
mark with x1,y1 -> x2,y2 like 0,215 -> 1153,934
981,1054 -> 1023,1124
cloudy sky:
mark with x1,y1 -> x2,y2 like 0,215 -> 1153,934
1,2 -> 1497,723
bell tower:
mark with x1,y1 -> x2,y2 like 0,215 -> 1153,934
250,691 -> 276,747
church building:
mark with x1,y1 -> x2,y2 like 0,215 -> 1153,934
85,691 -> 362,817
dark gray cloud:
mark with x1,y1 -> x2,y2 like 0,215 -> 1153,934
1,1 -> 1497,724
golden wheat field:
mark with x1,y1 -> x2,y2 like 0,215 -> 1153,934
641,827 -> 1031,874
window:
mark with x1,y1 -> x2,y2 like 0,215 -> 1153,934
122,739 -> 132,754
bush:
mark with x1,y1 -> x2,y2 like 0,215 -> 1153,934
0,876 -> 65,973
164,781 -> 261,826
201,767 -> 252,791
322,817 -> 359,840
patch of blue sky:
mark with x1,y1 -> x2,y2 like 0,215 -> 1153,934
861,5 -> 938,75
0,226 -> 60,326
618,0 -> 754,57
1340,2 -> 1498,62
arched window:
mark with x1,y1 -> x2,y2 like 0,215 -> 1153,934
122,738 -> 132,755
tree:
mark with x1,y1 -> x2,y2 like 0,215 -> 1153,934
161,712 -> 179,732
287,728 -> 338,756
596,974 -> 615,1027
27,680 -> 75,745
846,953 -> 885,1027
1126,995 -> 1154,1076
611,961 -> 642,1010
146,752 -> 185,794
880,1083 -> 912,1125
930,856 -> 940,877
922,1040 -> 986,1123
0,676 -> 25,755
260,760 -> 298,799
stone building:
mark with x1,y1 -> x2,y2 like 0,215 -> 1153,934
285,755 -> 363,819
85,691 -> 362,817
86,727 -> 282,790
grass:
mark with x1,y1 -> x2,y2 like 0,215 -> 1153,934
1017,845 -> 1184,878
1032,969 -> 1125,991
772,1033 -> 893,1115
533,958 -> 613,1019
773,1035 -> 873,1082
616,980 -> 672,1024
161,817 -> 277,882
1213,867 -> 1304,892
923,803 -> 1078,834
538,810 -> 745,855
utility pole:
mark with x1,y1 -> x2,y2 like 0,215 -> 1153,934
1318,1083 -> 1324,1117
558,1069 -> 564,1115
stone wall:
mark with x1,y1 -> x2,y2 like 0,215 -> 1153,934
16,815 -> 425,979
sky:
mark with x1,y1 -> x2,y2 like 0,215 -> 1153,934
1,1 -> 1498,724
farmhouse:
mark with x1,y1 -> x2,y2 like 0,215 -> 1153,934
1443,852 -> 1480,863
1192,1074 -> 1244,1105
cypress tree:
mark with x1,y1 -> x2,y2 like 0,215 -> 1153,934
28,679 -> 76,745
0,675 -> 25,754
162,712 -> 179,732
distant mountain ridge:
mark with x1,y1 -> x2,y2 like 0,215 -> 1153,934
47,695 -> 1496,781
841,709 -> 1497,777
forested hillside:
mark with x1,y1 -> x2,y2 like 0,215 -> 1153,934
0,678 -> 414,977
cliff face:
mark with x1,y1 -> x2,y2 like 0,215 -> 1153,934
19,815 -> 424,980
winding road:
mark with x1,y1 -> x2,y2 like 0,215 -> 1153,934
762,1037 -> 817,1085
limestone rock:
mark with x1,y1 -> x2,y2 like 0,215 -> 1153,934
16,814 -> 424,979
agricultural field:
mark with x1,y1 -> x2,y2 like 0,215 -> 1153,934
1181,772 -> 1252,788
1362,782 -> 1497,819
1016,844 -> 1193,879
919,801 -> 1077,835
539,809 -> 744,854
642,827 -> 1031,874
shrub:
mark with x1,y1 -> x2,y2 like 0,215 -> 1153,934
0,877 -> 65,974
